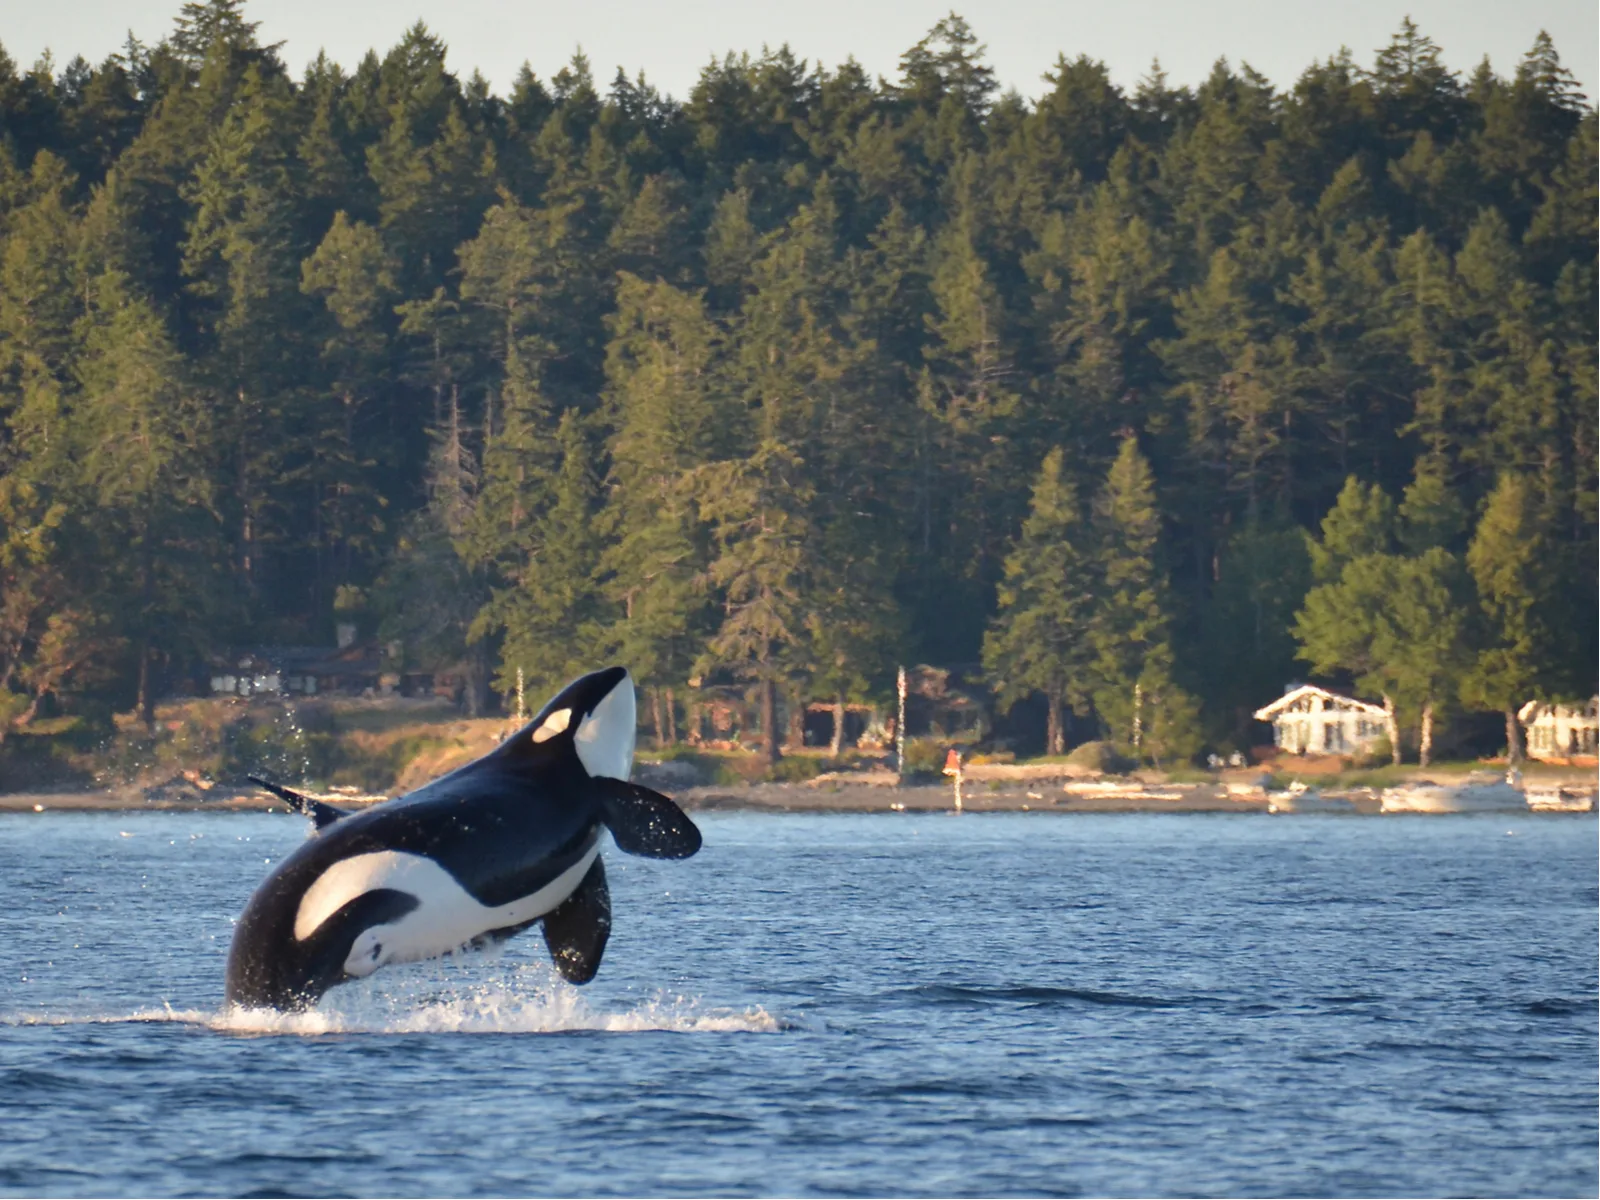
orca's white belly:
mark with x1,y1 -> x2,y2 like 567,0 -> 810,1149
294,844 -> 600,978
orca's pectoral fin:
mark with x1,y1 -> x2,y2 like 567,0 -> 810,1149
247,775 -> 349,830
542,857 -> 611,984
593,778 -> 702,859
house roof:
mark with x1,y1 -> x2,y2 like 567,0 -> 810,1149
212,644 -> 385,675
1253,684 -> 1387,722
1518,697 -> 1600,722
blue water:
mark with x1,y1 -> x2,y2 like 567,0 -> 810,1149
0,810 -> 1594,1198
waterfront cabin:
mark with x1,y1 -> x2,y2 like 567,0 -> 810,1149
1254,685 -> 1388,756
208,643 -> 387,698
1518,698 -> 1599,761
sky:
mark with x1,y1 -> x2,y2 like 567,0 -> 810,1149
5,0 -> 1596,105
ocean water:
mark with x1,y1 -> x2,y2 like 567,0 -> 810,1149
0,809 -> 1594,1198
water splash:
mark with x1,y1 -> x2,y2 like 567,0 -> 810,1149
2,973 -> 785,1037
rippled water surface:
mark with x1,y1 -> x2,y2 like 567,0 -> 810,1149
1,810 -> 1595,1197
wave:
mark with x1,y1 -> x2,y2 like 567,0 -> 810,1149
906,983 -> 1193,1009
1,978 -> 786,1037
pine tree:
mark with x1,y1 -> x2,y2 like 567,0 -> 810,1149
180,62 -> 309,606
300,211 -> 399,611
1089,436 -> 1188,756
1196,515 -> 1312,746
595,275 -> 725,737
0,153 -> 79,416
374,388 -> 489,714
487,410 -> 606,698
983,448 -> 1095,754
1295,551 -> 1403,762
1462,473 -> 1556,760
1295,473 -> 1472,764
695,441 -> 813,765
0,12 -> 1594,755
1308,475 -> 1396,584
72,271 -> 219,723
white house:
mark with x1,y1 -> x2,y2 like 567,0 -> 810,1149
1518,698 -> 1599,760
1254,685 -> 1388,756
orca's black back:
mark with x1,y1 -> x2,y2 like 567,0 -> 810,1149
225,745 -> 602,1009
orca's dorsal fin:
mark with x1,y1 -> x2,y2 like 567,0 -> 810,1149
247,775 -> 350,830
591,778 -> 702,859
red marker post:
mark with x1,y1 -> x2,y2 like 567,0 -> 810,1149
942,747 -> 964,812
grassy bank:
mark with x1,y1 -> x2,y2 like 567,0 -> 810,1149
1,696 -> 1590,799
0,696 -> 853,796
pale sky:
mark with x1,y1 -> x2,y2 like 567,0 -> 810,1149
6,0 -> 1596,105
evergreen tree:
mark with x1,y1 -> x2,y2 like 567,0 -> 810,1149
596,274 -> 725,736
300,211 -> 398,610
982,448 -> 1095,754
1462,473 -> 1557,760
485,409 -> 606,698
0,8 -> 1593,751
73,271 -> 219,723
1196,516 -> 1312,746
1088,436 -> 1191,757
1295,472 -> 1472,763
695,441 -> 813,765
180,61 -> 308,609
374,388 -> 489,713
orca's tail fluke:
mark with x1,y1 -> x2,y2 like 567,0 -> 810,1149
247,775 -> 350,831
591,778 -> 702,858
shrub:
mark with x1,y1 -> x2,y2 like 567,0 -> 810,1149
767,755 -> 825,783
900,736 -> 947,780
1065,740 -> 1134,775
1353,736 -> 1392,768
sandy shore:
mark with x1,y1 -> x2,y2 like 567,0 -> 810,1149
0,781 -> 1274,815
4,775 -> 1591,816
0,788 -> 287,814
677,781 -> 1276,814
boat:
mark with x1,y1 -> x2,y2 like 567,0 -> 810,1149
1267,782 -> 1357,814
1380,775 -> 1527,814
1524,786 -> 1596,813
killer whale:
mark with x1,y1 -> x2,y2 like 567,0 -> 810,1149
224,666 -> 700,1011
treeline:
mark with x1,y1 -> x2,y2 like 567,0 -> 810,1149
0,1 -> 1593,762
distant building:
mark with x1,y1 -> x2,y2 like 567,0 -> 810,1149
209,644 -> 388,698
1253,684 -> 1388,755
1518,698 -> 1599,760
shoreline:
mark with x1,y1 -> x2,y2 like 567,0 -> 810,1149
0,780 -> 1271,814
2,777 -> 1592,815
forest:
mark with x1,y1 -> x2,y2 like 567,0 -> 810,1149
0,1 -> 1593,767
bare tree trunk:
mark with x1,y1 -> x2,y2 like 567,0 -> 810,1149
464,645 -> 489,718
651,688 -> 666,748
787,695 -> 805,750
1047,693 -> 1063,757
761,681 -> 787,764
664,689 -> 677,744
830,691 -> 845,758
1504,708 -> 1523,764
1384,693 -> 1401,766
760,678 -> 780,765
137,642 -> 155,731
1419,700 -> 1434,767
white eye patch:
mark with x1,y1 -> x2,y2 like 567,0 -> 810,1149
531,707 -> 572,743
574,679 -> 635,779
